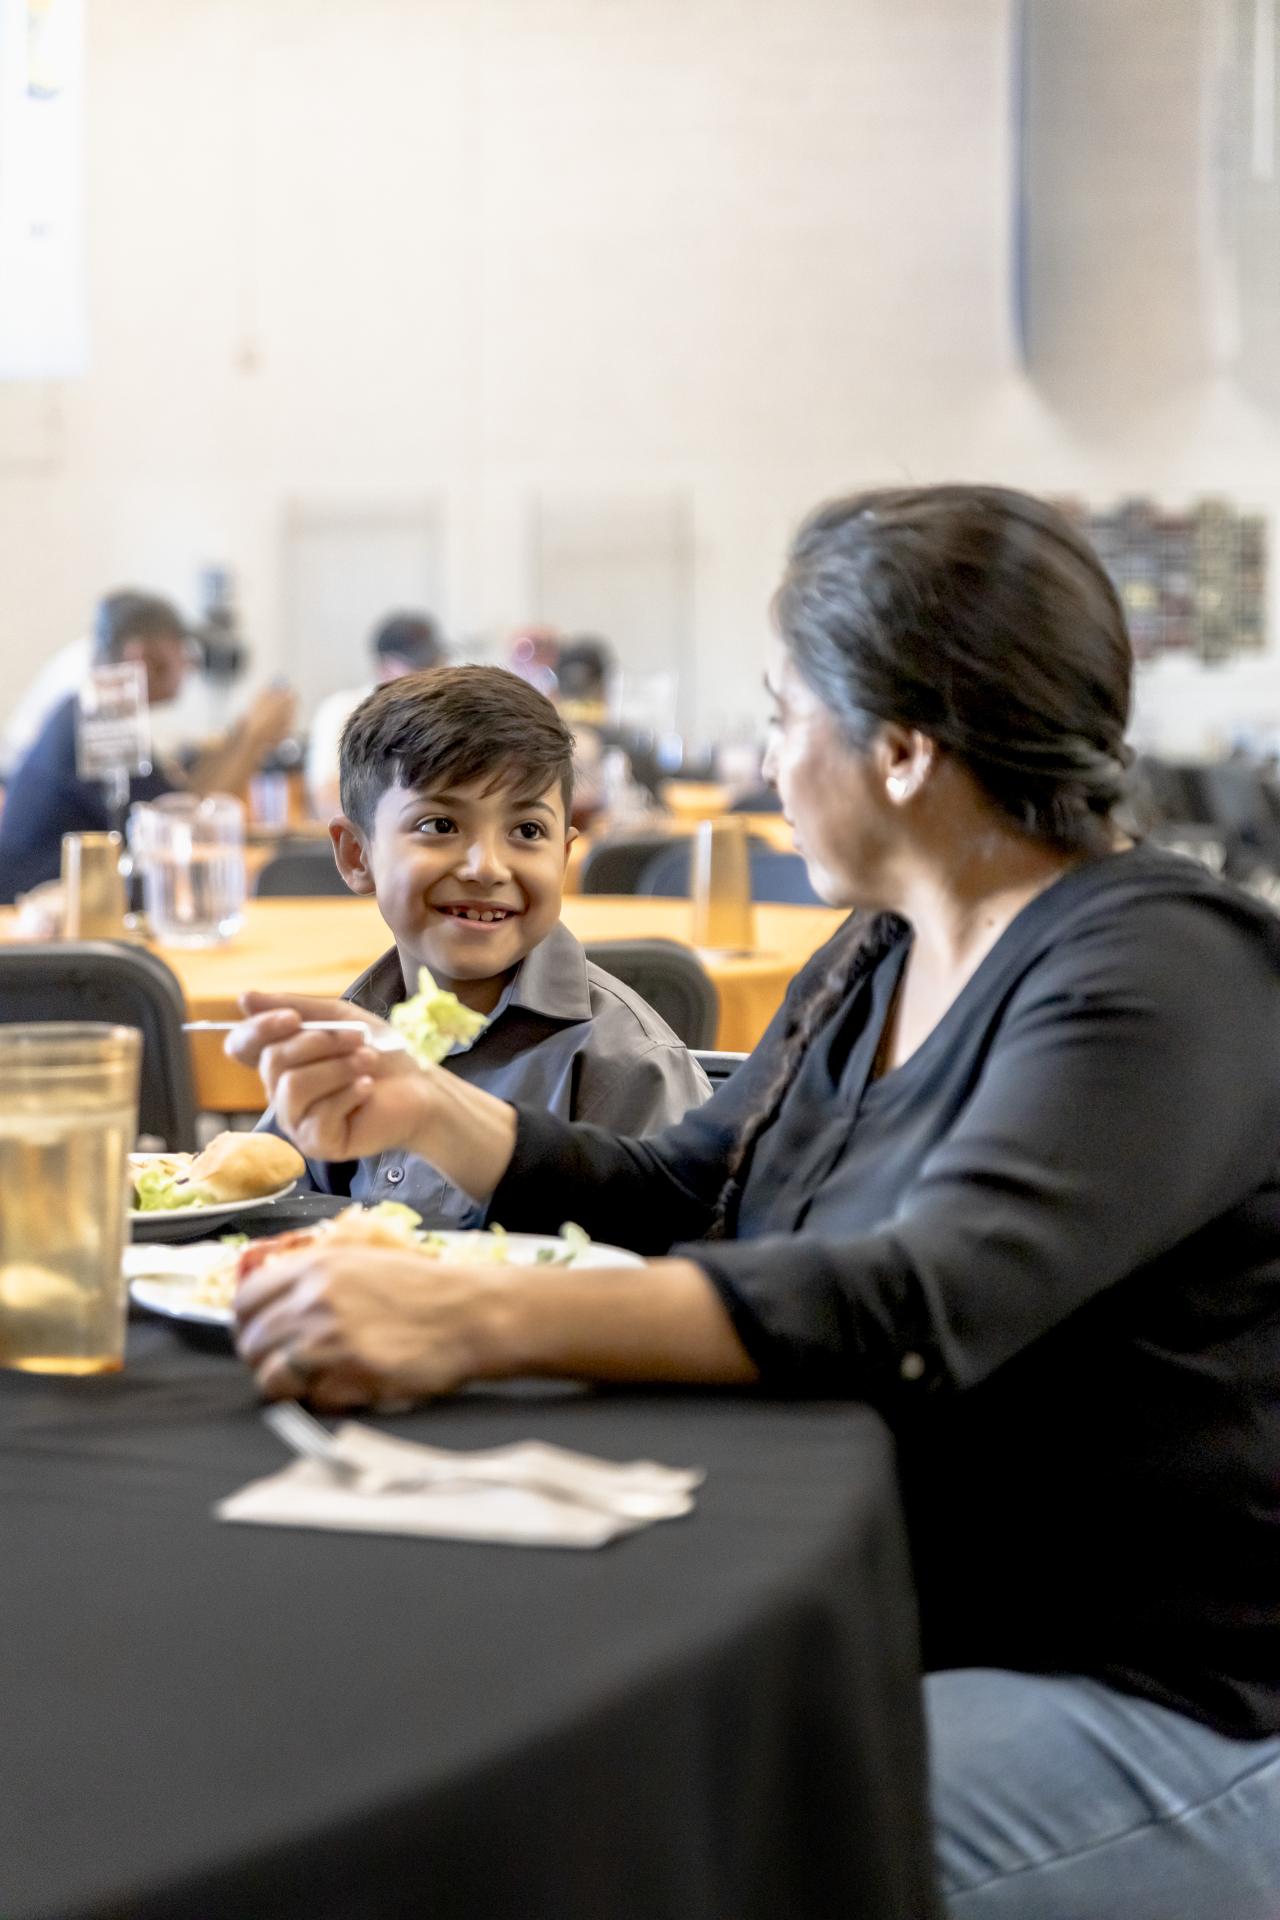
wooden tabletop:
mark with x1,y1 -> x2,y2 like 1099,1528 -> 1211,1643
0,893 -> 846,1112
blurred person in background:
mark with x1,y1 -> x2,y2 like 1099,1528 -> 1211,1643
505,625 -> 560,699
0,590 -> 295,904
555,633 -> 666,816
306,612 -> 445,820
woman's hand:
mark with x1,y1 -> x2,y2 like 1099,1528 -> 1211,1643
235,1242 -> 756,1409
226,991 -> 520,1198
226,993 -> 439,1164
235,1244 -> 512,1408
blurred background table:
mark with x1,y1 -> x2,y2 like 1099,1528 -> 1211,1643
167,895 -> 844,1109
0,894 -> 845,1111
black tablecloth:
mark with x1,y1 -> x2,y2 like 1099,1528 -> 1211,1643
1,1324 -> 940,1920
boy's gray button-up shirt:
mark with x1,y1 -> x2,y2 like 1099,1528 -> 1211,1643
267,922 -> 711,1227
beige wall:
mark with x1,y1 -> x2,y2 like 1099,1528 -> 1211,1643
0,0 -> 1277,748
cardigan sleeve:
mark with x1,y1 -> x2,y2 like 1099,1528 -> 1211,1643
485,925 -> 854,1250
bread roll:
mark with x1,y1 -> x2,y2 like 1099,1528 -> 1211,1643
182,1131 -> 305,1203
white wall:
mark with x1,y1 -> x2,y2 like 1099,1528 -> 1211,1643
0,0 -> 1277,750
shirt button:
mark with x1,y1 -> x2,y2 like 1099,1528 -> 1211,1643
385,1166 -> 405,1185
900,1352 -> 926,1382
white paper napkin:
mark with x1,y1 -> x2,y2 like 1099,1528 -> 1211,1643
216,1421 -> 703,1549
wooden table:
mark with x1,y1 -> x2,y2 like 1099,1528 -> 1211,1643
0,895 -> 845,1111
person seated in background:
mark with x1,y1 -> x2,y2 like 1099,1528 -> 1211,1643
257,664 -> 710,1225
554,634 -> 667,817
0,590 -> 295,905
232,487 -> 1280,1920
305,612 -> 444,819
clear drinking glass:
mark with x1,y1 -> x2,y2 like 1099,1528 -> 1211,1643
132,792 -> 246,947
0,1024 -> 141,1376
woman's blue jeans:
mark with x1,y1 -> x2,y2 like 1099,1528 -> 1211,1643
928,1668 -> 1280,1919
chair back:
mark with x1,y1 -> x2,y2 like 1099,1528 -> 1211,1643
1196,763 -> 1280,871
255,846 -> 352,897
579,833 -> 675,895
583,939 -> 719,1048
0,941 -> 198,1148
637,841 -> 822,906
691,1049 -> 747,1088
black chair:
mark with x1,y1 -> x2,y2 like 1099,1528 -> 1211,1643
1134,757 -> 1214,829
0,941 -> 198,1148
728,786 -> 783,814
691,1049 -> 747,1088
637,841 -> 823,906
1196,763 -> 1280,875
583,939 -> 719,1048
255,845 -> 352,897
579,833 -> 677,895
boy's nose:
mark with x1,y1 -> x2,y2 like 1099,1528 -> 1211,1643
456,835 -> 511,883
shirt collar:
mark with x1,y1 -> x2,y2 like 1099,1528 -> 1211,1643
346,920 -> 592,1029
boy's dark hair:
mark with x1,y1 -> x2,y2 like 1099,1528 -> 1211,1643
339,665 -> 575,832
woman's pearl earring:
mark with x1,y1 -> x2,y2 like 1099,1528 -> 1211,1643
887,773 -> 912,802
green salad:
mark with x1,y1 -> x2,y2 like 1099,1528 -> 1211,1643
132,1164 -> 210,1213
389,966 -> 489,1067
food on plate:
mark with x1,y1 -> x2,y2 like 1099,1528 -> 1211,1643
187,1207 -> 594,1313
130,1131 -> 305,1212
389,966 -> 488,1067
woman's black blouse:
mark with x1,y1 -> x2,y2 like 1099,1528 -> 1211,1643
491,848 -> 1280,1738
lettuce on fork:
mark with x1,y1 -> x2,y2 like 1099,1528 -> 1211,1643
389,967 -> 489,1067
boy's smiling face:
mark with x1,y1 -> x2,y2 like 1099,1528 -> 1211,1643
333,774 -> 573,1013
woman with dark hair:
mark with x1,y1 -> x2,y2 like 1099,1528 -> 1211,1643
229,485 -> 1280,1917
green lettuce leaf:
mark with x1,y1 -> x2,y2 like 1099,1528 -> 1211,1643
389,966 -> 489,1067
132,1166 -> 210,1212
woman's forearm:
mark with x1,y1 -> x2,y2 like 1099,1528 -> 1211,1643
408,1069 -> 520,1202
480,1257 -> 759,1385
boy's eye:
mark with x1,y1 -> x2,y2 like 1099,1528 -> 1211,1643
416,816 -> 457,836
513,821 -> 547,842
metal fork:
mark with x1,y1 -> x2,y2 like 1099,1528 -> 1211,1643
261,1402 -> 687,1518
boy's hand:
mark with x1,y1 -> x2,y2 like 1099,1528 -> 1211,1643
227,991 -> 381,1069
227,993 -> 438,1162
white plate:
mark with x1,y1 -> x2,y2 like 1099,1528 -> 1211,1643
128,1179 -> 298,1226
126,1229 -> 644,1330
126,1242 -> 237,1326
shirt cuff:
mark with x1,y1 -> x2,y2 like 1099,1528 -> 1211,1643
683,1233 -> 942,1405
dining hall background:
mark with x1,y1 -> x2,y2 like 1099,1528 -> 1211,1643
2,0 -> 1279,765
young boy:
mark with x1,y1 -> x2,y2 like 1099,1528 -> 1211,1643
266,665 -> 710,1224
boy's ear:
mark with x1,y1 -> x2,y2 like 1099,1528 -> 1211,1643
330,817 -> 376,894
561,823 -> 579,872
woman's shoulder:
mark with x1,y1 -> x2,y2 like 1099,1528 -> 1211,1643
1029,845 -> 1280,957
1005,846 -> 1280,1021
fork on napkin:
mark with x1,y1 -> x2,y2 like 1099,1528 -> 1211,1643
215,1404 -> 704,1549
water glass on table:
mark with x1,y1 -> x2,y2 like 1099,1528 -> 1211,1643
0,1023 -> 141,1376
130,792 -> 246,947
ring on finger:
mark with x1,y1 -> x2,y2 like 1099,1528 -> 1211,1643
283,1343 -> 321,1384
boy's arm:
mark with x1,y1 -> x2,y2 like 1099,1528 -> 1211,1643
254,1102 -> 352,1197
